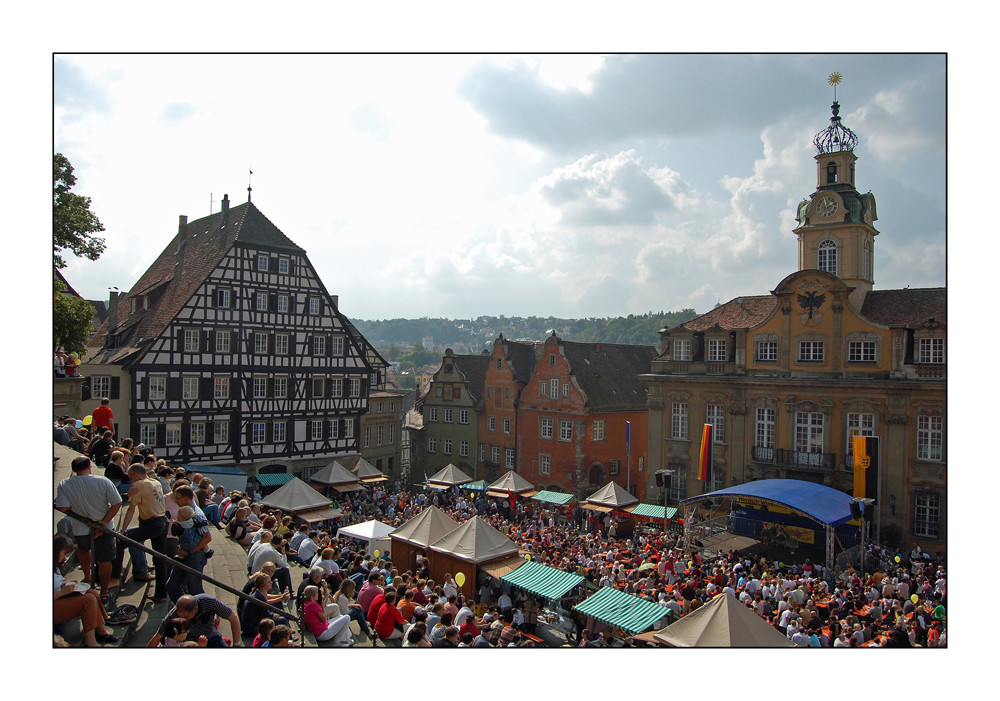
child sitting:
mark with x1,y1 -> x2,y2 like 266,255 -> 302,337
161,617 -> 190,647
253,618 -> 276,648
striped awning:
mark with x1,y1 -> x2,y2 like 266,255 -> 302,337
531,490 -> 575,505
256,472 -> 294,487
625,503 -> 679,520
501,560 -> 584,601
573,586 -> 670,635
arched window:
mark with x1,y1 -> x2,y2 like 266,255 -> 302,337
818,240 -> 838,274
864,239 -> 872,280
826,162 -> 838,184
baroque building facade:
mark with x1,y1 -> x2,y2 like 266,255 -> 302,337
640,100 -> 946,551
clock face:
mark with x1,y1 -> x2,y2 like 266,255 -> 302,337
815,195 -> 839,218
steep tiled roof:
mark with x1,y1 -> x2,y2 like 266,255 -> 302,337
453,353 -> 492,403
562,340 -> 657,412
505,339 -> 540,384
860,288 -> 946,327
675,295 -> 778,332
87,200 -> 304,361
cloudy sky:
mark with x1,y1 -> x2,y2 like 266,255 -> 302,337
54,53 -> 945,321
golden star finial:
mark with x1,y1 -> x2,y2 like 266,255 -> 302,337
828,72 -> 843,86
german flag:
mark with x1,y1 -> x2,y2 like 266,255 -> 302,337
698,423 -> 713,482
852,436 -> 879,501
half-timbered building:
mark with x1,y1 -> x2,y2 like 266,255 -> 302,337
84,195 -> 377,480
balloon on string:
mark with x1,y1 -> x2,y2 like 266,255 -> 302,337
525,554 -> 531,561
911,594 -> 919,604
455,572 -> 466,587
374,550 -> 380,558
895,556 -> 901,563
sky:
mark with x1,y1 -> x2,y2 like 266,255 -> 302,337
53,53 -> 946,321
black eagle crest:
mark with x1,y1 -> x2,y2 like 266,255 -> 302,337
797,291 -> 826,318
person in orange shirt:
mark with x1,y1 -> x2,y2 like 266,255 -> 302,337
397,587 -> 417,623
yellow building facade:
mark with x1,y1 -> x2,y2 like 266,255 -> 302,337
641,99 -> 946,554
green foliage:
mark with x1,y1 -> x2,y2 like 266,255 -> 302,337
53,153 -> 106,269
53,279 -> 96,354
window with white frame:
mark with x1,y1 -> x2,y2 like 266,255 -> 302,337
550,378 -> 559,398
558,419 -> 573,442
488,416 -> 496,432
252,422 -> 266,444
795,412 -> 824,454
429,408 -> 438,422
214,420 -> 229,445
330,378 -> 342,397
344,420 -> 354,439
428,437 -> 437,453
278,257 -> 290,274
190,422 -> 205,445
149,376 -> 167,401
562,383 -> 570,397
277,294 -> 289,313
848,340 -> 877,363
707,340 -> 727,362
756,340 -> 778,362
459,440 -> 469,457
505,448 -> 514,469
308,297 -> 320,315
257,254 -> 269,272
182,377 -> 199,401
253,377 -> 267,399
256,291 -> 268,311
92,375 -> 111,399
540,381 -> 549,397
140,423 -> 157,446
312,377 -> 326,397
671,402 -> 689,439
349,378 -> 361,397
330,420 -> 340,439
459,410 -> 469,425
706,404 -> 725,442
918,338 -> 945,364
913,492 -> 941,539
388,424 -> 394,444
331,336 -> 344,356
166,422 -> 182,446
592,419 -> 606,442
444,409 -> 453,423
216,330 -> 231,353
540,417 -> 553,439
917,415 -> 943,461
255,332 -> 269,355
313,335 -> 326,356
216,288 -> 231,308
673,339 -> 691,361
444,439 -> 453,455
479,444 -> 486,462
275,333 -> 289,355
364,426 -> 371,448
755,408 -> 775,449
377,425 -> 384,446
273,421 -> 286,443
539,454 -> 551,475
491,446 -> 500,464
310,420 -> 324,441
846,412 -> 875,457
798,341 -> 825,362
818,240 -> 838,275
549,354 -> 556,366
182,329 -> 200,353
503,418 -> 511,434
214,376 -> 229,400
609,458 -> 620,476
273,376 -> 288,398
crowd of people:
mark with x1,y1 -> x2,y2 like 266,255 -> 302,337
55,409 -> 946,648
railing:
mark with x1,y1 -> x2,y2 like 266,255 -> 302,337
914,363 -> 946,379
750,445 -> 774,463
776,449 -> 836,471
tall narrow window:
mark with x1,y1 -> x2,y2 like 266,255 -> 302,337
673,340 -> 691,361
818,240 -> 837,275
706,404 -> 725,442
917,415 -> 943,461
846,413 -> 875,458
795,412 -> 824,459
913,492 -> 941,539
671,402 -> 689,440
755,408 -> 775,449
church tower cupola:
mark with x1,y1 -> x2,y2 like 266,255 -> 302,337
794,73 -> 878,311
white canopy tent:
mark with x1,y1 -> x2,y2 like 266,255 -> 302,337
336,519 -> 396,557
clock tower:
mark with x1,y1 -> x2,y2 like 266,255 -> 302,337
794,91 -> 879,310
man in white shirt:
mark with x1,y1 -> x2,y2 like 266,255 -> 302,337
296,530 -> 320,566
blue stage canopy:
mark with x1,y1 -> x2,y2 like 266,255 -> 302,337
681,479 -> 855,527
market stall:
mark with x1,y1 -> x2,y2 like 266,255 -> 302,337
307,460 -> 366,496
426,463 -> 475,489
649,592 -> 795,647
428,516 -> 521,599
336,518 -> 395,557
573,585 -> 670,639
258,476 -> 341,525
389,505 -> 461,575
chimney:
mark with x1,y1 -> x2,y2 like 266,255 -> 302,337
108,290 -> 119,330
221,194 -> 230,224
177,214 -> 189,253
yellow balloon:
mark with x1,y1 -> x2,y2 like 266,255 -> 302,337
455,572 -> 466,587
911,594 -> 919,604
374,550 -> 380,558
894,556 -> 901,563
525,554 -> 532,560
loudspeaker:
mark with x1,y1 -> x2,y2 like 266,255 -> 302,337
850,500 -> 863,520
655,472 -> 663,487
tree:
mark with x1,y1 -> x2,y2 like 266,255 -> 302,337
53,153 -> 106,269
54,279 -> 96,354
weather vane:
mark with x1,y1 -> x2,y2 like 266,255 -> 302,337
828,72 -> 843,101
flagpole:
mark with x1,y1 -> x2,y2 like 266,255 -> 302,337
626,420 -> 631,493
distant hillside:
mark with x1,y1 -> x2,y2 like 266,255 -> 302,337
350,310 -> 700,357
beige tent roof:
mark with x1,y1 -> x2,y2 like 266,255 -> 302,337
427,463 -> 474,487
652,592 -> 796,647
309,460 -> 365,488
352,458 -> 388,482
486,470 -> 536,495
259,477 -> 332,513
390,505 -> 461,548
585,481 -> 639,509
429,516 -> 521,564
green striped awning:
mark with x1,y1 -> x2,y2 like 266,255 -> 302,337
626,503 -> 678,520
573,586 -> 669,634
531,490 -> 575,505
256,472 -> 295,487
501,560 -> 584,601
